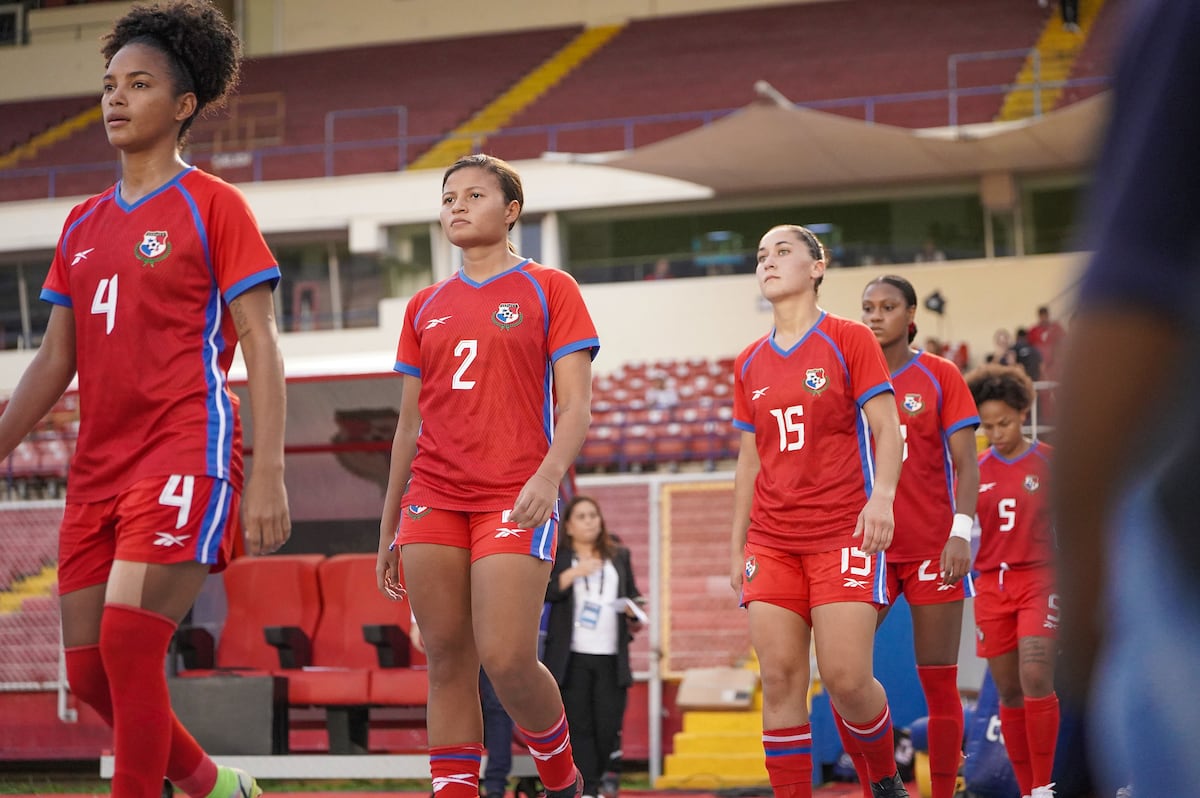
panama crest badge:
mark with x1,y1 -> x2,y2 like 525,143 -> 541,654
744,554 -> 758,582
804,367 -> 828,395
493,302 -> 523,330
1024,474 -> 1040,493
135,230 -> 171,266
903,393 -> 925,414
404,504 -> 432,520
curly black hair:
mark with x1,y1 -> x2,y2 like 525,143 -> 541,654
965,362 -> 1035,413
102,0 -> 241,144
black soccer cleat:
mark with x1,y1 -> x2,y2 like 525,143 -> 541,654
870,773 -> 909,798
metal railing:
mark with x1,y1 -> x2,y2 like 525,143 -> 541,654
0,68 -> 1109,200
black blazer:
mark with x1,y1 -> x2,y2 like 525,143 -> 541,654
543,544 -> 641,689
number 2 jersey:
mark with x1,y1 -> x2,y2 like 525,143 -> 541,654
888,351 -> 980,563
40,167 -> 279,503
733,311 -> 893,554
395,259 -> 599,511
975,441 -> 1055,571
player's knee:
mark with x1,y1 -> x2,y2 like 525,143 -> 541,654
64,647 -> 110,712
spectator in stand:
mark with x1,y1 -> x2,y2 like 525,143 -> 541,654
914,237 -> 947,263
643,258 -> 673,281
1029,307 -> 1065,378
1009,328 -> 1043,382
644,376 -> 679,411
985,329 -> 1015,367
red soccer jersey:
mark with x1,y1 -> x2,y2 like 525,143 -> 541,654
395,260 -> 599,511
40,168 -> 279,503
733,312 -> 893,554
975,441 -> 1055,571
888,351 -> 980,562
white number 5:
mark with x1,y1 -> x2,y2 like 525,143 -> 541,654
91,275 -> 118,335
452,339 -> 477,390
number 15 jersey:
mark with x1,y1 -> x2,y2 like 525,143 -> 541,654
395,260 -> 599,511
733,312 -> 893,554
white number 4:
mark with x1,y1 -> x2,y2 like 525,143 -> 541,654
159,475 -> 195,530
91,275 -> 118,335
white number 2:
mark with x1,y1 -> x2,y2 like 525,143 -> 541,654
452,339 -> 477,390
91,275 -> 118,335
159,474 -> 195,530
998,497 -> 1017,532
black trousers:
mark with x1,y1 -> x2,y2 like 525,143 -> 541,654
561,653 -> 627,796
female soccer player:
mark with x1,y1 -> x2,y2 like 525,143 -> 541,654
0,3 -> 289,797
376,154 -> 597,798
847,275 -> 979,798
966,364 -> 1058,798
729,225 -> 908,798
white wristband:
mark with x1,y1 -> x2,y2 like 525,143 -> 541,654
949,513 -> 973,542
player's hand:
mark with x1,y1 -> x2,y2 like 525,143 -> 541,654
939,537 -> 971,585
853,495 -> 894,554
243,473 -> 290,555
376,527 -> 405,600
510,472 -> 558,529
730,549 -> 745,595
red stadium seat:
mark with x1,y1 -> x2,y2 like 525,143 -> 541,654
284,553 -> 427,752
180,554 -> 324,674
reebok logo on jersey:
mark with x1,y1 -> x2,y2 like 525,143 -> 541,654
153,532 -> 191,548
751,387 -> 770,400
842,578 -> 869,589
71,248 -> 95,266
494,527 -> 524,539
424,316 -> 451,330
979,482 -> 997,492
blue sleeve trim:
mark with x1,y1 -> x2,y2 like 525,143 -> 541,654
946,416 -> 981,436
394,362 -> 420,378
40,288 -> 72,308
733,419 -> 755,433
857,381 -> 893,406
224,266 -> 281,303
552,337 -> 600,363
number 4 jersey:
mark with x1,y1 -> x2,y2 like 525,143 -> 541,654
40,168 -> 279,503
733,311 -> 893,554
395,260 -> 599,511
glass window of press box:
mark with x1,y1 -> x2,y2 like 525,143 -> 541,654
561,186 -> 1084,284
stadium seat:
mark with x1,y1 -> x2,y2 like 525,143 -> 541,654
177,554 -> 324,674
282,553 -> 427,753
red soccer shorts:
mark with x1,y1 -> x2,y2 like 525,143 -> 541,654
394,504 -> 558,563
740,540 -> 888,625
886,559 -> 977,606
973,564 -> 1058,658
58,475 -> 240,595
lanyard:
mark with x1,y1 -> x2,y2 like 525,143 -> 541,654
578,558 -> 606,597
